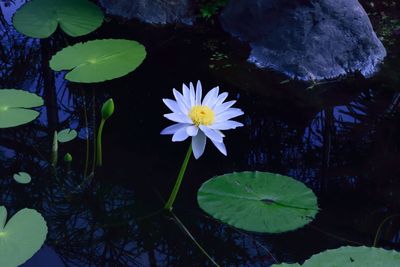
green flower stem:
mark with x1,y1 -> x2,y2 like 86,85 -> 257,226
164,144 -> 193,211
96,119 -> 106,167
51,131 -> 58,167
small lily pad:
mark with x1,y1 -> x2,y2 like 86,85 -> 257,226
0,89 -> 43,128
0,206 -> 48,267
57,128 -> 78,143
13,172 -> 32,184
13,0 -> 104,38
49,39 -> 147,83
197,171 -> 318,233
271,246 -> 400,266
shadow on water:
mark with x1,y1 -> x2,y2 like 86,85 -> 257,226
0,0 -> 400,266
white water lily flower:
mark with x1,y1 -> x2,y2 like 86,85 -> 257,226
161,81 -> 244,159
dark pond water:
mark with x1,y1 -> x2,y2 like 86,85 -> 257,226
1,0 -> 400,266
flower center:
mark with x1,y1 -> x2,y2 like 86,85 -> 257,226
189,105 -> 215,126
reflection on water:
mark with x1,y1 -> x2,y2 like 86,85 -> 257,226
0,1 -> 400,266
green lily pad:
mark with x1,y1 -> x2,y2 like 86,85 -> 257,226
12,0 -> 103,38
57,128 -> 78,143
272,246 -> 400,266
0,206 -> 48,267
197,171 -> 318,233
49,39 -> 147,83
0,89 -> 43,128
13,172 -> 32,184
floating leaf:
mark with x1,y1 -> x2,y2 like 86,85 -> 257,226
57,128 -> 78,143
49,39 -> 147,83
197,171 -> 318,233
13,0 -> 103,38
0,89 -> 43,128
272,246 -> 400,266
13,172 -> 32,184
0,206 -> 48,267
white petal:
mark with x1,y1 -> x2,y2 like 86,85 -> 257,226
217,130 -> 225,137
192,131 -> 206,159
202,86 -> 219,107
212,92 -> 229,108
161,123 -> 188,135
164,113 -> 191,123
189,82 -> 196,107
209,120 -> 243,130
172,127 -> 189,142
173,89 -> 190,114
214,100 -> 236,114
215,108 -> 244,122
162,99 -> 181,113
211,139 -> 227,156
182,83 -> 191,107
186,125 -> 199,136
199,125 -> 223,143
195,81 -> 202,105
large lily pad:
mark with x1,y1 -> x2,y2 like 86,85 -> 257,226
13,0 -> 103,38
49,39 -> 147,83
197,171 -> 318,233
0,206 -> 48,267
272,246 -> 400,266
0,89 -> 43,128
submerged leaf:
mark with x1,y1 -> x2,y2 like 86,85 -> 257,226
57,128 -> 78,143
271,246 -> 400,266
0,207 -> 48,267
13,0 -> 103,38
0,89 -> 43,128
13,172 -> 32,184
50,39 -> 147,83
197,171 -> 318,233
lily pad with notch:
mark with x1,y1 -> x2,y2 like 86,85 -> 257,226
13,0 -> 103,38
57,128 -> 78,143
0,206 -> 48,267
13,172 -> 32,184
0,89 -> 43,128
49,39 -> 147,83
271,246 -> 400,266
197,171 -> 319,233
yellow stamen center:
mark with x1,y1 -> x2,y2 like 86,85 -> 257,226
189,105 -> 215,126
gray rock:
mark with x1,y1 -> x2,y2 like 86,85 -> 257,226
220,0 -> 387,81
99,0 -> 194,25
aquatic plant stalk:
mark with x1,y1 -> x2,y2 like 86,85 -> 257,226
82,92 -> 90,178
164,144 -> 192,211
51,131 -> 58,167
96,119 -> 105,166
373,214 -> 400,247
91,91 -> 96,173
171,211 -> 219,266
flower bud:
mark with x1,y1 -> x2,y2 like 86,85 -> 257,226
64,153 -> 73,162
101,98 -> 114,120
